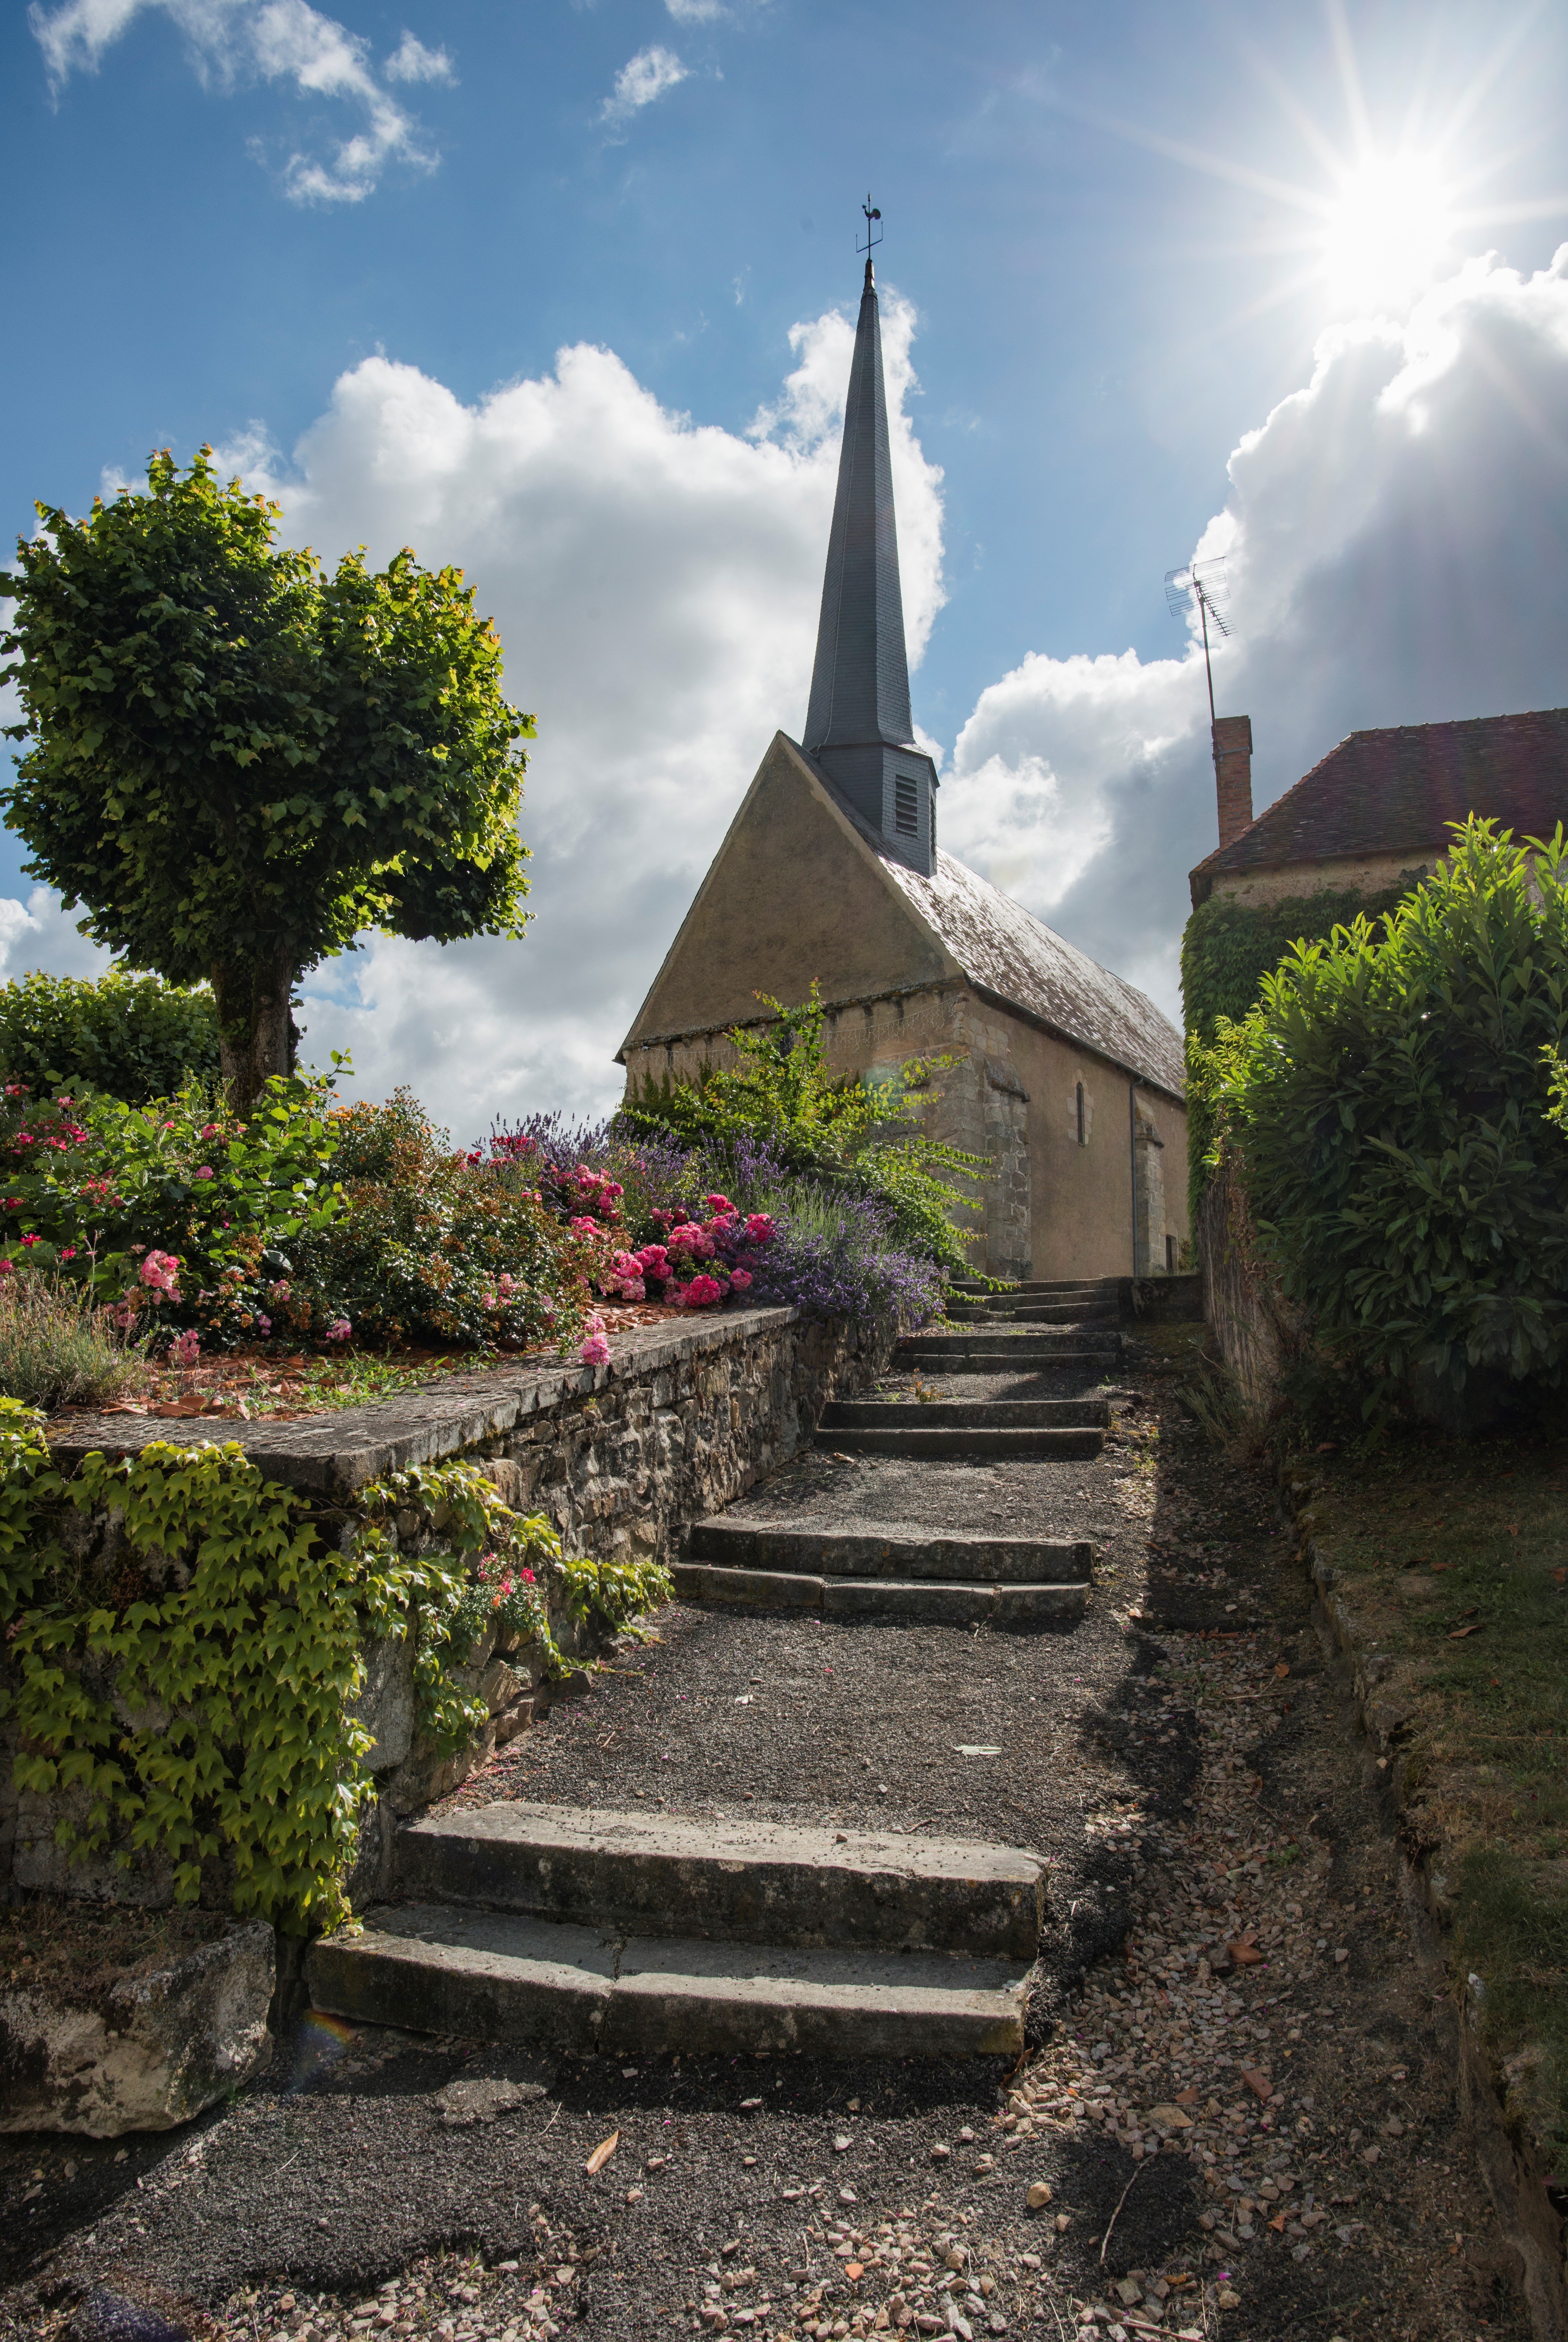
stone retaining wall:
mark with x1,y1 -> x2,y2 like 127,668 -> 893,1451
6,1306 -> 894,1907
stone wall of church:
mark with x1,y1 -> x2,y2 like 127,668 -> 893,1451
620,982 -> 1189,1283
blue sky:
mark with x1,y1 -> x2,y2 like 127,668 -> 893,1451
6,0 -> 1568,1128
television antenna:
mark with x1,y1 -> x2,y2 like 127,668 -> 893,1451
1165,557 -> 1232,738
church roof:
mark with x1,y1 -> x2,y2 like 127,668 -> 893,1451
813,751 -> 1186,1098
1190,705 -> 1568,897
803,256 -> 916,761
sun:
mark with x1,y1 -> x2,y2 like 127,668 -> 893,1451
1320,154 -> 1457,317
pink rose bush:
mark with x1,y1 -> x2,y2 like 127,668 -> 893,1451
580,1313 -> 612,1365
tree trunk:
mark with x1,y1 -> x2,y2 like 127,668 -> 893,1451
211,954 -> 295,1111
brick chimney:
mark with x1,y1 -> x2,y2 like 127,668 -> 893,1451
1212,714 -> 1253,848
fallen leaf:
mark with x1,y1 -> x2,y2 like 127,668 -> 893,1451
585,2130 -> 620,2175
1431,1562 -> 1455,1572
1175,2087 -> 1200,2105
1227,1940 -> 1265,1966
1448,1624 -> 1483,1640
1552,1569 -> 1565,1585
1240,2067 -> 1272,2099
1268,2213 -> 1287,2233
1274,1663 -> 1290,1679
1506,1524 -> 1519,1536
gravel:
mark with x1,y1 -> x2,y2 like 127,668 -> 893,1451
0,1342 -> 1532,2342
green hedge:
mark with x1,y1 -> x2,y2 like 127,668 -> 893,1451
0,970 -> 219,1103
1212,821 -> 1568,1397
1183,879 -> 1421,1221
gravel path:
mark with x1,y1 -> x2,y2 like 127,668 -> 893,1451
0,1343 -> 1532,2342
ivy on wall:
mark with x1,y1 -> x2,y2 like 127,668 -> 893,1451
1181,880 -> 1419,1043
0,1412 -> 670,1933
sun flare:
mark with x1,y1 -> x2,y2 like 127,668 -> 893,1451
1321,154 -> 1456,317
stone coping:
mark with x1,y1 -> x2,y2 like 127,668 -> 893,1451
48,1304 -> 801,1498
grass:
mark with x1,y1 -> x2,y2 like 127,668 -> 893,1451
1301,1428 -> 1568,2159
0,1269 -> 147,1410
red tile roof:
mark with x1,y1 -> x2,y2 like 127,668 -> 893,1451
1190,706 -> 1568,901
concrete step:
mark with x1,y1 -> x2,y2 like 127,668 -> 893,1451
306,1905 -> 1030,2059
393,1805 -> 1044,1957
824,1398 -> 1108,1430
816,1422 -> 1104,1459
688,1519 -> 1093,1584
671,1562 -> 1089,1628
896,1338 -> 1121,1368
951,1279 -> 1118,1299
946,1302 -> 1120,1325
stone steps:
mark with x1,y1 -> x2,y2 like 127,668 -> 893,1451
826,1398 -> 1109,1430
817,1419 -> 1104,1461
946,1301 -> 1120,1325
687,1520 -> 1093,1583
671,1563 -> 1088,1627
391,1805 -> 1043,1956
896,1336 -> 1120,1368
305,1905 -> 1030,2059
951,1278 -> 1120,1300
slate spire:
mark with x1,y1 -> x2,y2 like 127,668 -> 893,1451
803,246 -> 938,876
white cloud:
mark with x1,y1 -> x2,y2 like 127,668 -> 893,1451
664,0 -> 727,21
601,44 -> 686,126
383,28 -> 452,84
10,252 -> 1568,1131
0,891 -> 115,984
940,247 -> 1568,1022
29,0 -> 447,202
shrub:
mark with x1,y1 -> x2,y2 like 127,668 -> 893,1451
0,1269 -> 147,1409
748,1182 -> 945,1324
287,1090 -> 596,1351
1218,820 -> 1568,1397
617,983 -> 983,1275
0,971 -> 220,1104
0,1066 -> 344,1348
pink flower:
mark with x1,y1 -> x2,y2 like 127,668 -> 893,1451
635,1244 -> 670,1276
668,1223 -> 715,1260
520,1567 -> 536,1584
0,1260 -> 12,1278
325,1317 -> 353,1343
193,1166 -> 214,1180
729,1267 -> 753,1290
745,1213 -> 776,1244
569,1215 -> 601,1237
704,1193 -> 733,1215
139,1249 -> 182,1299
615,1277 -> 646,1302
680,1273 -> 724,1309
58,1246 -> 77,1262
19,1233 -> 39,1248
200,1123 -> 221,1139
168,1329 -> 200,1367
580,1312 -> 611,1365
256,1314 -> 272,1335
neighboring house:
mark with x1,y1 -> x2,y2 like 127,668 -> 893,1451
1189,706 -> 1568,911
618,252 -> 1188,1282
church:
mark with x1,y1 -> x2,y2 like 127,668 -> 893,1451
617,249 -> 1189,1283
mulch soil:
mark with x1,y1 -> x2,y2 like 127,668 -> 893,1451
0,1344 -> 1533,2342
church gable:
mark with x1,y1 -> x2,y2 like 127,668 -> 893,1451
618,731 -> 957,1056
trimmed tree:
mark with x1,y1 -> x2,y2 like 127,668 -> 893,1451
1,449 -> 533,1105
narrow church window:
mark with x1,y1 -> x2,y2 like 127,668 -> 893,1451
1166,1233 -> 1176,1272
894,775 -> 919,835
1076,1082 -> 1086,1145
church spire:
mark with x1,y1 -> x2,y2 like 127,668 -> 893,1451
802,205 -> 938,876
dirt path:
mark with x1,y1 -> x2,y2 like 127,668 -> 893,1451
0,1344 -> 1532,2342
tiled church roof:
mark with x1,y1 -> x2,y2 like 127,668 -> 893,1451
807,752 -> 1185,1096
1191,706 -> 1568,889
885,846 -> 1188,1098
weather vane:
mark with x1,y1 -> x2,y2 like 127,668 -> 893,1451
857,194 -> 883,259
